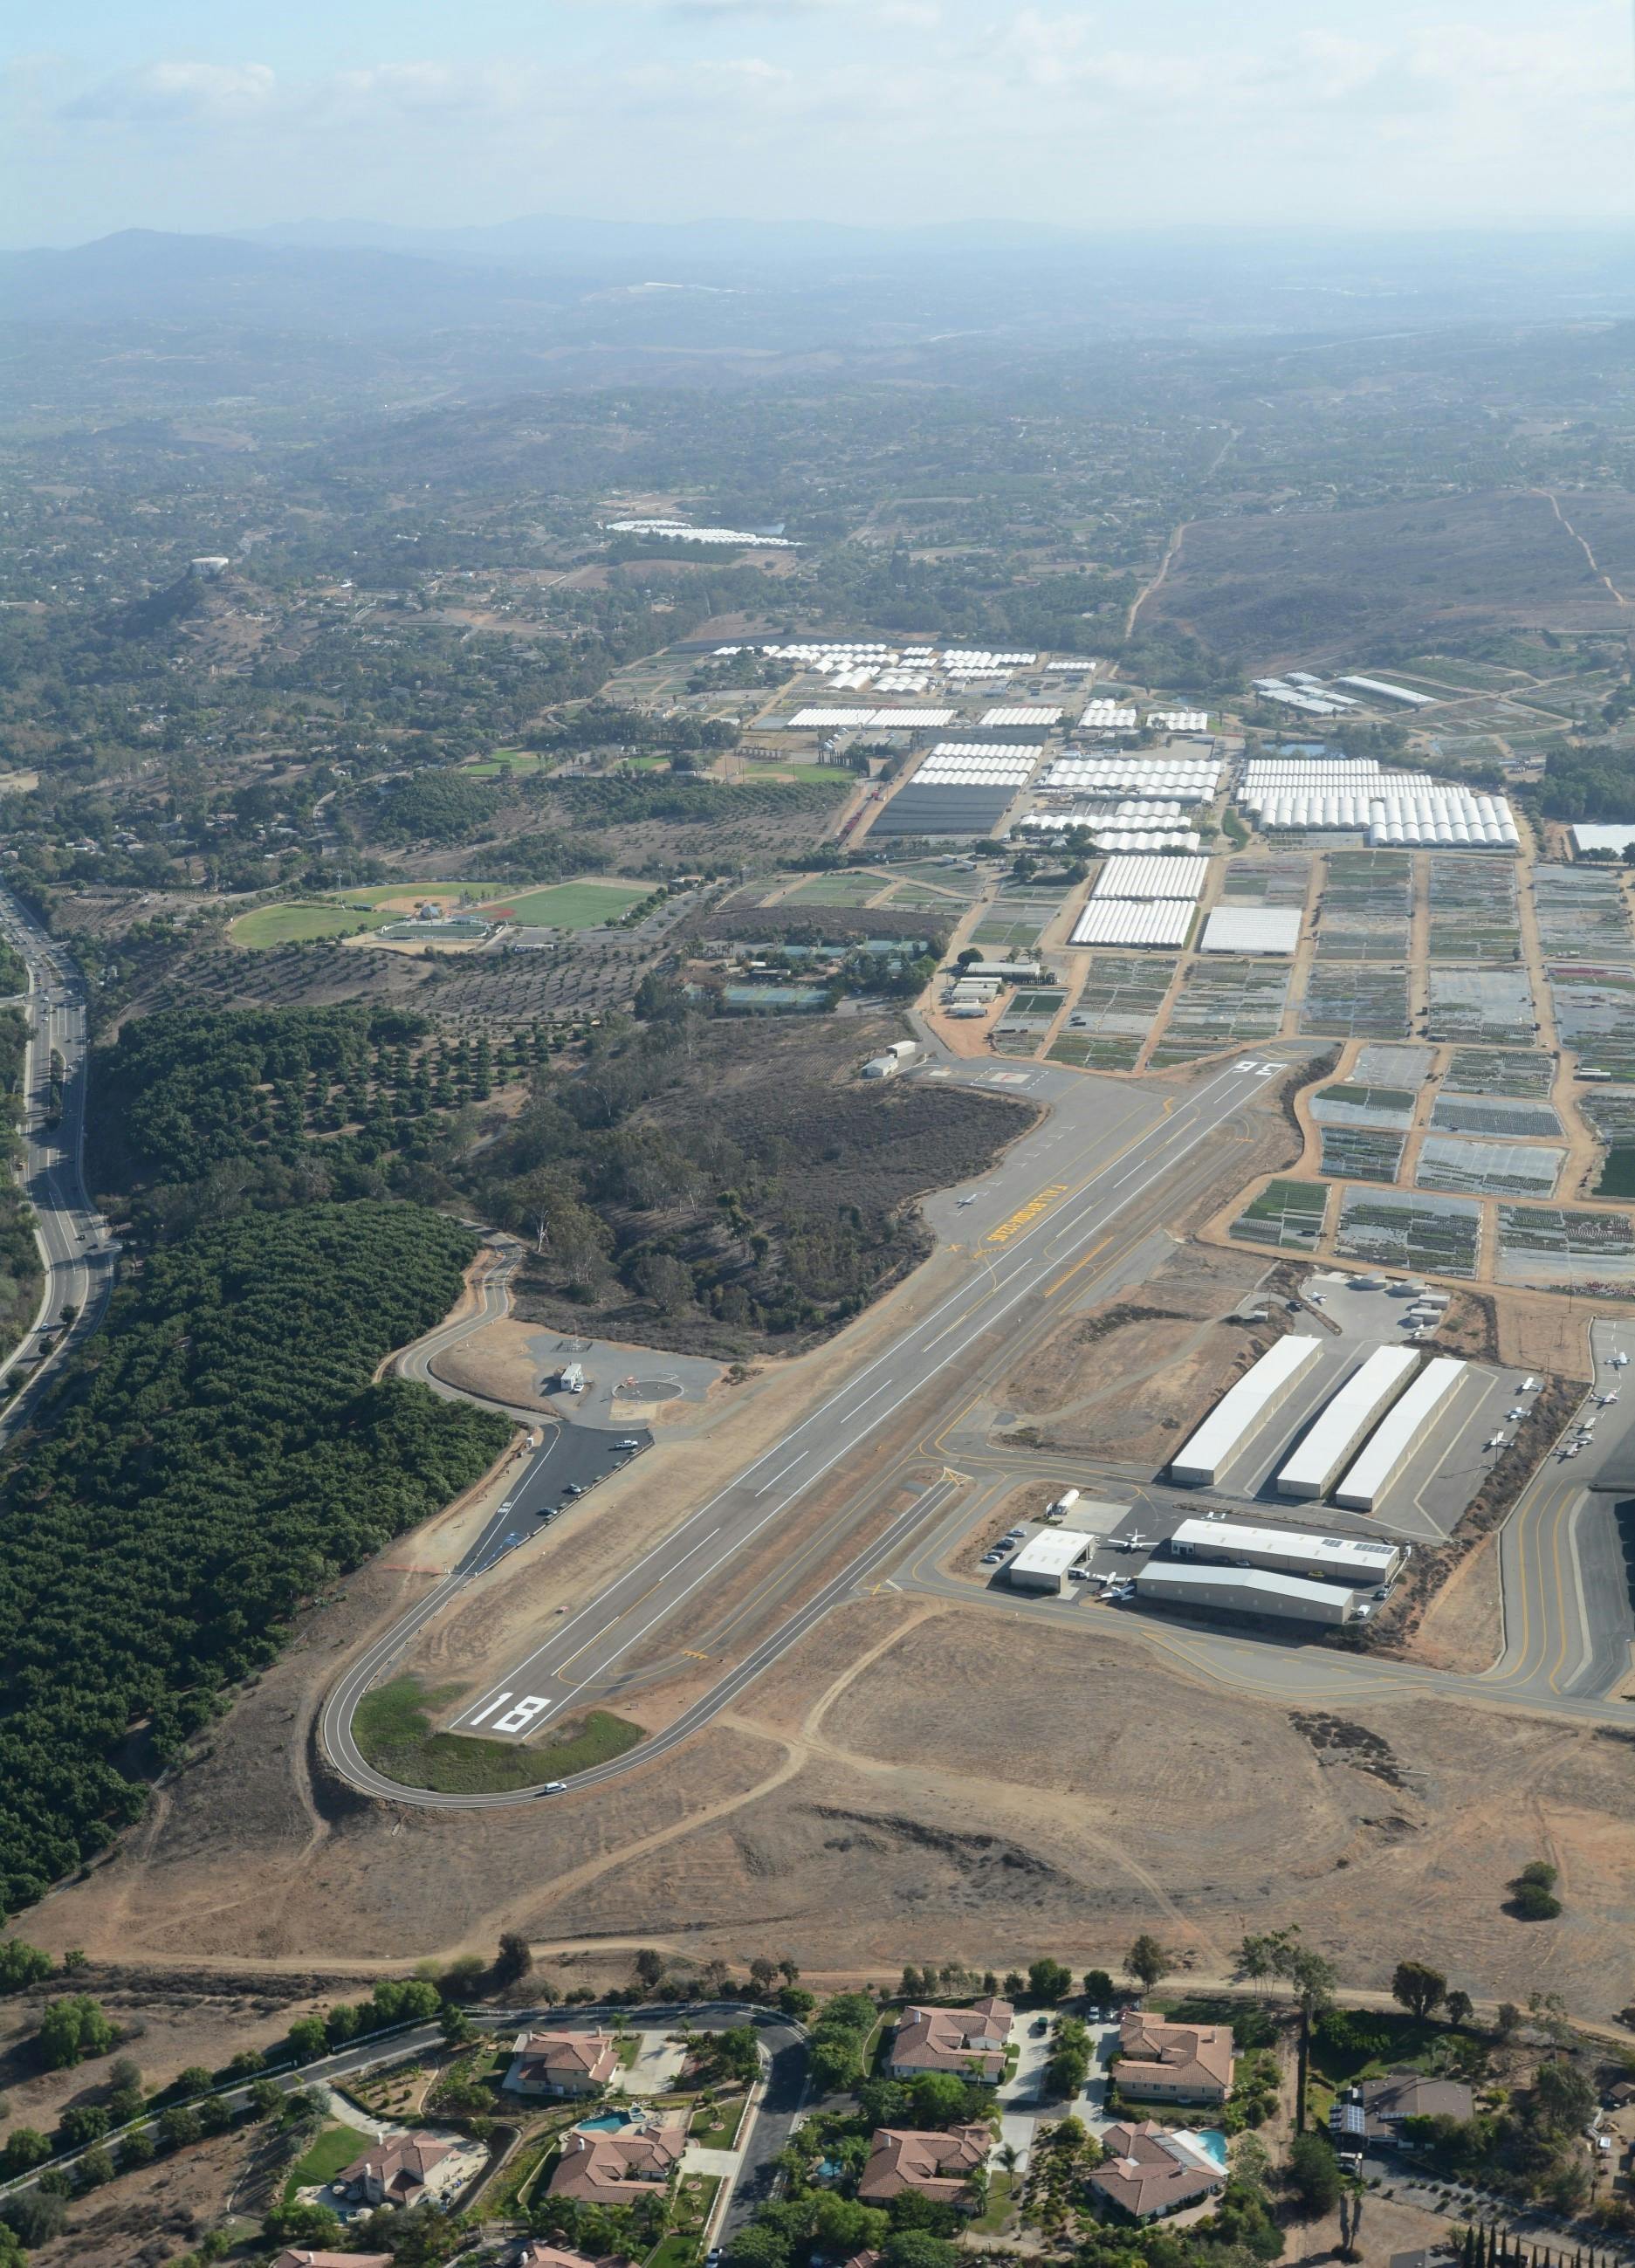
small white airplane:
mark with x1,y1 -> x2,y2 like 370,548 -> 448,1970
1113,1531 -> 1150,1552
1614,1351 -> 1631,1369
1486,1433 -> 1508,1450
1518,1376 -> 1538,1392
1599,1392 -> 1620,1406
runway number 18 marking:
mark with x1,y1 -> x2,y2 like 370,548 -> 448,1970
492,1694 -> 551,1735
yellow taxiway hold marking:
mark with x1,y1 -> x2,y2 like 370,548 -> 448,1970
679,1648 -> 711,1661
1043,1236 -> 1110,1299
986,1182 -> 1070,1246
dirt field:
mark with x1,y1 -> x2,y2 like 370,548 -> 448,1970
22,1564 -> 1635,2031
26,2127 -> 249,2268
1405,1528 -> 1504,1674
997,1243 -> 1284,1466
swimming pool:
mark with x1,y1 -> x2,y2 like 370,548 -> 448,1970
578,2112 -> 634,2133
1193,2129 -> 1228,2167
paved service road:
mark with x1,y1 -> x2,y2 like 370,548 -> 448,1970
0,888 -> 115,1425
324,1050 -> 1306,1804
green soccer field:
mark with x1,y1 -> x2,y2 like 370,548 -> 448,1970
478,881 -> 649,925
228,901 -> 392,947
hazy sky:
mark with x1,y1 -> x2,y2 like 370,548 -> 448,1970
5,0 -> 1635,245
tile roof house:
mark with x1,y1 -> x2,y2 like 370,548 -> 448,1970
507,2028 -> 622,2097
887,1998 -> 1013,2084
1089,2121 -> 1226,2223
548,2115 -> 686,2203
335,2132 -> 454,2208
1115,2013 -> 1234,2105
856,2126 -> 990,2208
512,2248 -> 630,2268
271,2254 -> 394,2268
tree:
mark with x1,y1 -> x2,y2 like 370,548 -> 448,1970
1392,1961 -> 1447,2020
1027,1957 -> 1073,2004
1288,2131 -> 1343,2216
175,2063 -> 214,2097
777,1985 -> 815,2019
37,1993 -> 114,2069
634,1948 -> 666,1989
1287,1947 -> 1338,2017
120,2125 -> 155,2167
249,2078 -> 285,2120
493,1930 -> 533,1989
1510,1860 -> 1563,1921
440,2003 -> 477,2047
749,1957 -> 780,1996
0,2128 -> 50,2179
0,1940 -> 52,1992
1082,1969 -> 1115,2005
264,2200 -> 344,2247
1532,2058 -> 1597,2136
159,2104 -> 203,2148
1125,1935 -> 1171,1990
0,2190 -> 66,2247
1446,1989 -> 1474,2029
285,2014 -> 327,2062
76,2143 -> 115,2189
58,2104 -> 110,2147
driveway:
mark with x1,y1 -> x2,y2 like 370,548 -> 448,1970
1080,2020 -> 1122,2136
623,2033 -> 688,2096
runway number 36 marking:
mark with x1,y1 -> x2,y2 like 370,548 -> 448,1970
466,1691 -> 552,1734
986,1182 -> 1068,1246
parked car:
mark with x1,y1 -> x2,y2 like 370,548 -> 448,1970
564,1481 -> 584,1497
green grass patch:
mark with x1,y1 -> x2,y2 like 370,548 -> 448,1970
229,900 -> 391,948
480,2129 -> 567,2220
689,2095 -> 747,2149
972,2169 -> 1018,2235
354,1675 -> 643,1793
284,2122 -> 370,2201
333,880 -> 508,906
477,881 -> 649,926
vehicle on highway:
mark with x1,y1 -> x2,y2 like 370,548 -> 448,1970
563,1481 -> 584,1497
538,1780 -> 567,1795
498,1501 -> 514,1515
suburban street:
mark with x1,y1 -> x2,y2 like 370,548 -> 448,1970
0,885 -> 115,1423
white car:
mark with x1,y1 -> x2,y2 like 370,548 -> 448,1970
539,1780 -> 567,1795
498,1501 -> 514,1515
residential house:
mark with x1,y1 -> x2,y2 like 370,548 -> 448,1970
1114,2014 -> 1234,2106
1089,2121 -> 1226,2223
512,2247 -> 629,2268
548,2115 -> 686,2204
856,2126 -> 990,2209
507,2029 -> 621,2097
271,2254 -> 394,2268
334,2133 -> 454,2209
1337,2073 -> 1474,2148
887,1998 -> 1013,2086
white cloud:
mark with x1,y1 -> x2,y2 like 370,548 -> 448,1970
64,60 -> 276,123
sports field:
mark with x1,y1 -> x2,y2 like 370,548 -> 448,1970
230,876 -> 647,948
227,901 -> 392,947
489,881 -> 648,925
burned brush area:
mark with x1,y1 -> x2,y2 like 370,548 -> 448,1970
473,1010 -> 1037,1358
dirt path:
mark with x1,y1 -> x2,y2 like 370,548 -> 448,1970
1125,428 -> 1239,641
1539,490 -> 1632,608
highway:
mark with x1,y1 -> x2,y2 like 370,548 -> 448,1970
323,1048 -> 1305,1803
0,887 -> 115,1424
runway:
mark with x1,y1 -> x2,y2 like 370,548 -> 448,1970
322,1048 -> 1308,1804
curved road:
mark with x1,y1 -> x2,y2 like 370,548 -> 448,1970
0,888 -> 115,1426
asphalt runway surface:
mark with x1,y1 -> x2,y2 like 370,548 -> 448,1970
324,1048 -> 1309,1803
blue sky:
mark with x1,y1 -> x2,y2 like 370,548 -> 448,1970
5,0 -> 1635,245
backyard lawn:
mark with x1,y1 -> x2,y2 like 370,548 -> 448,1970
284,2122 -> 370,2201
689,2094 -> 748,2149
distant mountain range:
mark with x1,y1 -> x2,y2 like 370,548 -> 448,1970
7,219 -> 1635,337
